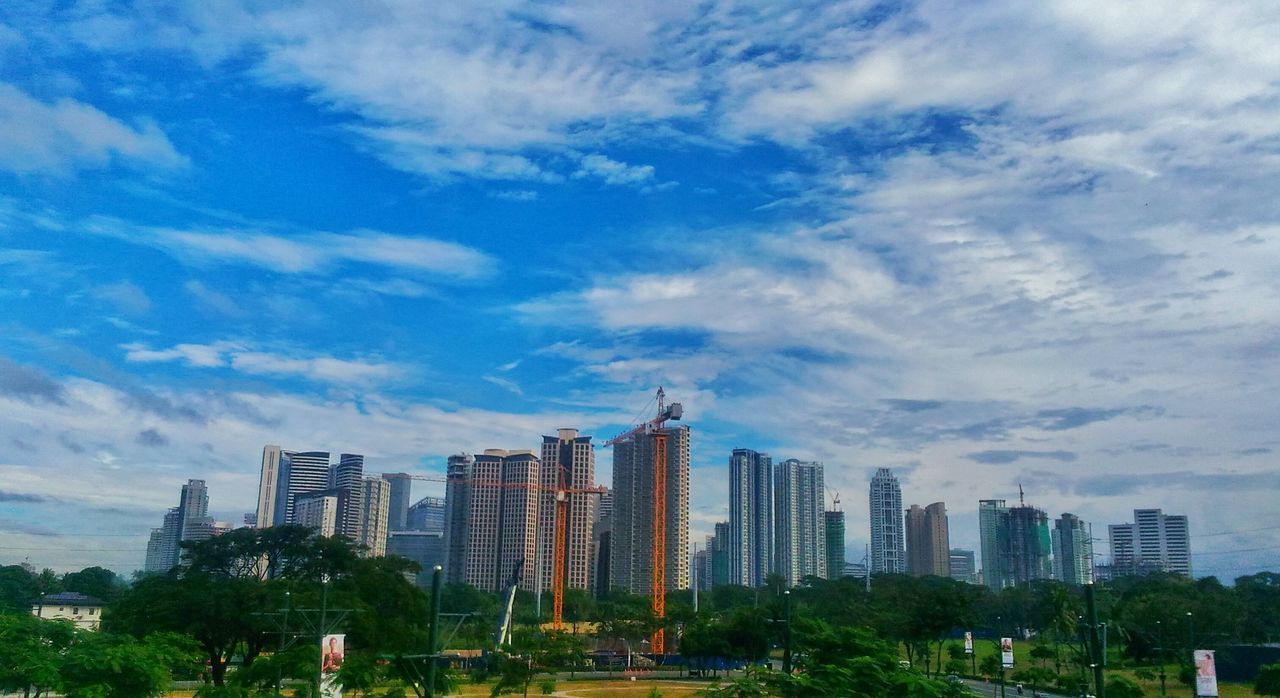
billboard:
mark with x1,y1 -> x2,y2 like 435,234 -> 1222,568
321,633 -> 345,698
1194,649 -> 1219,697
963,631 -> 973,655
1000,637 -> 1014,668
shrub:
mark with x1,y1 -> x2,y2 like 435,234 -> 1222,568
1105,675 -> 1145,698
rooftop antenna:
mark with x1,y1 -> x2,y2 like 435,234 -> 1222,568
1019,483 -> 1025,506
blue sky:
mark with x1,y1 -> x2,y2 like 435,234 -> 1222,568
1,0 -> 1278,580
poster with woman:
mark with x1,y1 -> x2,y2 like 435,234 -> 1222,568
1000,637 -> 1014,668
321,634 -> 345,698
1193,649 -> 1218,697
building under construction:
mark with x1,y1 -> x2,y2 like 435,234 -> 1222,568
609,424 -> 691,594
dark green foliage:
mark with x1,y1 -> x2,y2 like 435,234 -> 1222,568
1104,674 -> 1145,698
1255,662 -> 1280,696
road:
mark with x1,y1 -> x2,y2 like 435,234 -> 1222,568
962,678 -> 1070,698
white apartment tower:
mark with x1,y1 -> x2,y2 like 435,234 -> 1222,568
255,445 -> 283,529
1110,508 -> 1191,576
357,477 -> 391,557
464,450 -> 540,592
295,493 -> 339,537
537,429 -> 596,593
869,468 -> 905,574
610,425 -> 691,593
774,459 -> 827,585
729,448 -> 773,587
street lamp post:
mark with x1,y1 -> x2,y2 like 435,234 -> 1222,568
1186,612 -> 1195,698
1156,620 -> 1166,696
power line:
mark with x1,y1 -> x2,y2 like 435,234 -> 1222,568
1195,525 -> 1280,537
1193,545 -> 1280,556
0,546 -> 140,552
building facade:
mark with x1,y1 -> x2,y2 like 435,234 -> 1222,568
774,459 -> 826,584
869,468 -> 905,574
255,445 -> 283,529
949,548 -> 977,583
905,502 -> 950,577
537,429 -> 597,593
387,531 -> 447,588
1006,504 -> 1053,586
275,451 -> 331,526
825,510 -> 846,580
295,492 -> 340,537
408,496 -> 446,532
1052,513 -> 1093,585
357,477 -> 391,557
610,425 -> 690,593
382,473 -> 413,532
978,499 -> 1008,588
728,448 -> 773,587
1109,509 -> 1191,576
442,453 -> 472,584
464,449 -> 540,592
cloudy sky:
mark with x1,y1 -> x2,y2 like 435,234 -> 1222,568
1,0 -> 1278,580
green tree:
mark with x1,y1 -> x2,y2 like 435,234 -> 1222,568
0,612 -> 76,696
59,631 -> 200,698
1104,675 -> 1145,698
1256,663 -> 1280,697
60,567 -> 124,603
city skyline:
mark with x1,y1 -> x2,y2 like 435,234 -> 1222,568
3,2 -> 1278,582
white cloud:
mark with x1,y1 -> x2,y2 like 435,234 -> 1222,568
0,82 -> 185,175
121,341 -> 398,384
78,217 -> 495,278
573,154 -> 656,186
94,280 -> 152,315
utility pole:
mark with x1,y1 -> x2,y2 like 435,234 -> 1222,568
692,542 -> 699,614
425,566 -> 444,698
1086,582 -> 1105,698
782,590 -> 793,675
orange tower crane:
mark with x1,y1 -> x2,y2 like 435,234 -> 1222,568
604,387 -> 683,654
406,474 -> 604,631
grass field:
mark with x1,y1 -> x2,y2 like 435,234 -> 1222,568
925,638 -> 1259,696
166,677 -> 711,697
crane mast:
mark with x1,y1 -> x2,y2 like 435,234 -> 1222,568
604,386 -> 683,655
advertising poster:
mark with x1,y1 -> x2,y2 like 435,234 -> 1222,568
1000,637 -> 1014,668
320,633 -> 345,698
964,631 -> 973,655
1194,649 -> 1219,697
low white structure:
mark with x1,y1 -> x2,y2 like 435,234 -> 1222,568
32,592 -> 103,630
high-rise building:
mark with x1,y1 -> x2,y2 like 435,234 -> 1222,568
825,511 -> 845,580
729,448 -> 773,587
331,454 -> 364,539
407,496 -> 446,532
178,479 -> 210,542
464,449 -> 540,592
255,445 -> 283,529
537,429 -> 596,593
711,521 -> 731,588
144,507 -> 182,573
1006,504 -> 1053,586
382,473 -> 413,532
357,478 -> 391,557
276,451 -> 330,525
1110,509 -> 1191,576
610,425 -> 690,593
869,468 -> 905,574
774,459 -> 826,585
387,531 -> 447,587
1052,513 -> 1093,585
949,548 -> 976,583
978,499 -> 1008,588
906,502 -> 950,577
295,492 -> 341,537
442,453 -> 472,585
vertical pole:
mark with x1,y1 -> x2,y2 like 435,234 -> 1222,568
1087,582 -> 1105,698
318,577 -> 329,698
782,590 -> 792,675
692,542 -> 699,615
1187,612 -> 1195,698
426,566 -> 444,698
